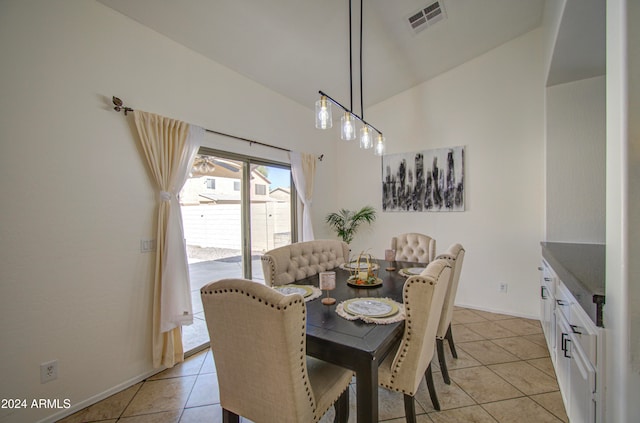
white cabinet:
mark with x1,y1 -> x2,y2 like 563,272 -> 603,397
555,310 -> 572,407
539,262 -> 556,359
569,338 -> 597,423
540,260 -> 604,423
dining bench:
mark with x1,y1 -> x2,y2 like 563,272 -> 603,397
261,239 -> 350,286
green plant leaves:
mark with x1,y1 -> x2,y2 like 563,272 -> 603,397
326,206 -> 376,244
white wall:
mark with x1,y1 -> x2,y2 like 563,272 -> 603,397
0,1 -> 336,422
546,76 -> 606,242
324,28 -> 546,318
605,0 -> 640,421
541,0 -> 567,80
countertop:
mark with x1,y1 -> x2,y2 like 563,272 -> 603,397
541,242 -> 605,327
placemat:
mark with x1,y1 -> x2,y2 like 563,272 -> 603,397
336,297 -> 405,324
305,286 -> 322,302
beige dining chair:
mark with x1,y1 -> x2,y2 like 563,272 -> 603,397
200,278 -> 352,423
391,233 -> 436,264
261,239 -> 349,286
434,243 -> 466,385
378,259 -> 452,421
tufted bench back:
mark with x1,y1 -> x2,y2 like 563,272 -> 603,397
261,240 -> 350,286
391,233 -> 436,264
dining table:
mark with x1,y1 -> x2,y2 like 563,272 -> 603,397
293,259 -> 423,423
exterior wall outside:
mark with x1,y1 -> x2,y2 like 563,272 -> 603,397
182,202 -> 291,252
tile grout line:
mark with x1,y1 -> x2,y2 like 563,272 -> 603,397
456,319 -> 565,423
60,310 -> 566,423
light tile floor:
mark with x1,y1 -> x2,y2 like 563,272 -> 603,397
57,307 -> 568,423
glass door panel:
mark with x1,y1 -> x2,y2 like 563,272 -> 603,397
180,154 -> 245,352
249,164 -> 293,284
180,152 -> 296,353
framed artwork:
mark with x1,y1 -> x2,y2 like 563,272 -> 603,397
382,146 -> 465,212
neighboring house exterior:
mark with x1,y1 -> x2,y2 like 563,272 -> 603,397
269,186 -> 290,202
180,157 -> 273,205
180,157 -> 291,252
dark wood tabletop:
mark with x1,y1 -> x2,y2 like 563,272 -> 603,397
296,260 -> 420,423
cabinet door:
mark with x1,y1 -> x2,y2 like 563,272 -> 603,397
568,339 -> 596,423
543,286 -> 556,351
555,312 -> 572,411
540,262 -> 556,353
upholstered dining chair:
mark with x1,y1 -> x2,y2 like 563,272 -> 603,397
261,239 -> 350,286
378,259 -> 452,421
434,243 -> 466,385
391,233 -> 436,264
200,278 -> 352,423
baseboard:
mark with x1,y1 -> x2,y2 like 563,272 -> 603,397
455,302 -> 540,321
36,368 -> 163,423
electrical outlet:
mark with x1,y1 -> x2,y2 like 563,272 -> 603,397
498,283 -> 508,293
140,239 -> 156,253
40,360 -> 58,383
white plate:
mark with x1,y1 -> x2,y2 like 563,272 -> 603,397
343,298 -> 398,318
275,285 -> 313,297
405,267 -> 426,275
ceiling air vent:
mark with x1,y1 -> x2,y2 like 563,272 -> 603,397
407,1 -> 447,35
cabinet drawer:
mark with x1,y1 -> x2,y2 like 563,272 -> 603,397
570,302 -> 598,366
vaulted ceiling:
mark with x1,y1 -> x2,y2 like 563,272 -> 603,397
99,0 -> 547,109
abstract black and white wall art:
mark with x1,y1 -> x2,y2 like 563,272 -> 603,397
382,146 -> 465,212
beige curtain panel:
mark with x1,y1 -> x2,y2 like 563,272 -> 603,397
290,151 -> 316,241
133,110 -> 203,368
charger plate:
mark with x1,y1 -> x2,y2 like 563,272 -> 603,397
340,261 -> 380,271
347,276 -> 383,288
399,267 -> 426,277
274,285 -> 313,297
342,298 -> 398,318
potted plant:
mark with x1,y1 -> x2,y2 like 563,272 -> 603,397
325,205 -> 377,244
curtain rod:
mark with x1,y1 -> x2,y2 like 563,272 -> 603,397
111,96 -> 324,161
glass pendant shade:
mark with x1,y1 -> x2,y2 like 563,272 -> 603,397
374,134 -> 385,156
359,125 -> 373,149
340,112 -> 356,140
315,96 -> 332,129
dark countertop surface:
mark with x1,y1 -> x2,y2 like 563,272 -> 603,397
541,242 -> 605,327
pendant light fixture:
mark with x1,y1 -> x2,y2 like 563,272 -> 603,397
315,95 -> 332,129
315,0 -> 386,156
374,133 -> 385,156
341,111 -> 356,140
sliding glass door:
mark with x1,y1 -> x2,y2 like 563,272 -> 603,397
249,163 -> 294,282
180,149 -> 296,352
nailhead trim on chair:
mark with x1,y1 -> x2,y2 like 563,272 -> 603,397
201,286 -> 321,419
381,276 -> 434,397
436,253 -> 456,261
261,255 -> 277,286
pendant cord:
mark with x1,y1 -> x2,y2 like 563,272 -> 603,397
359,0 -> 364,120
316,0 -> 384,141
349,0 -> 353,112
